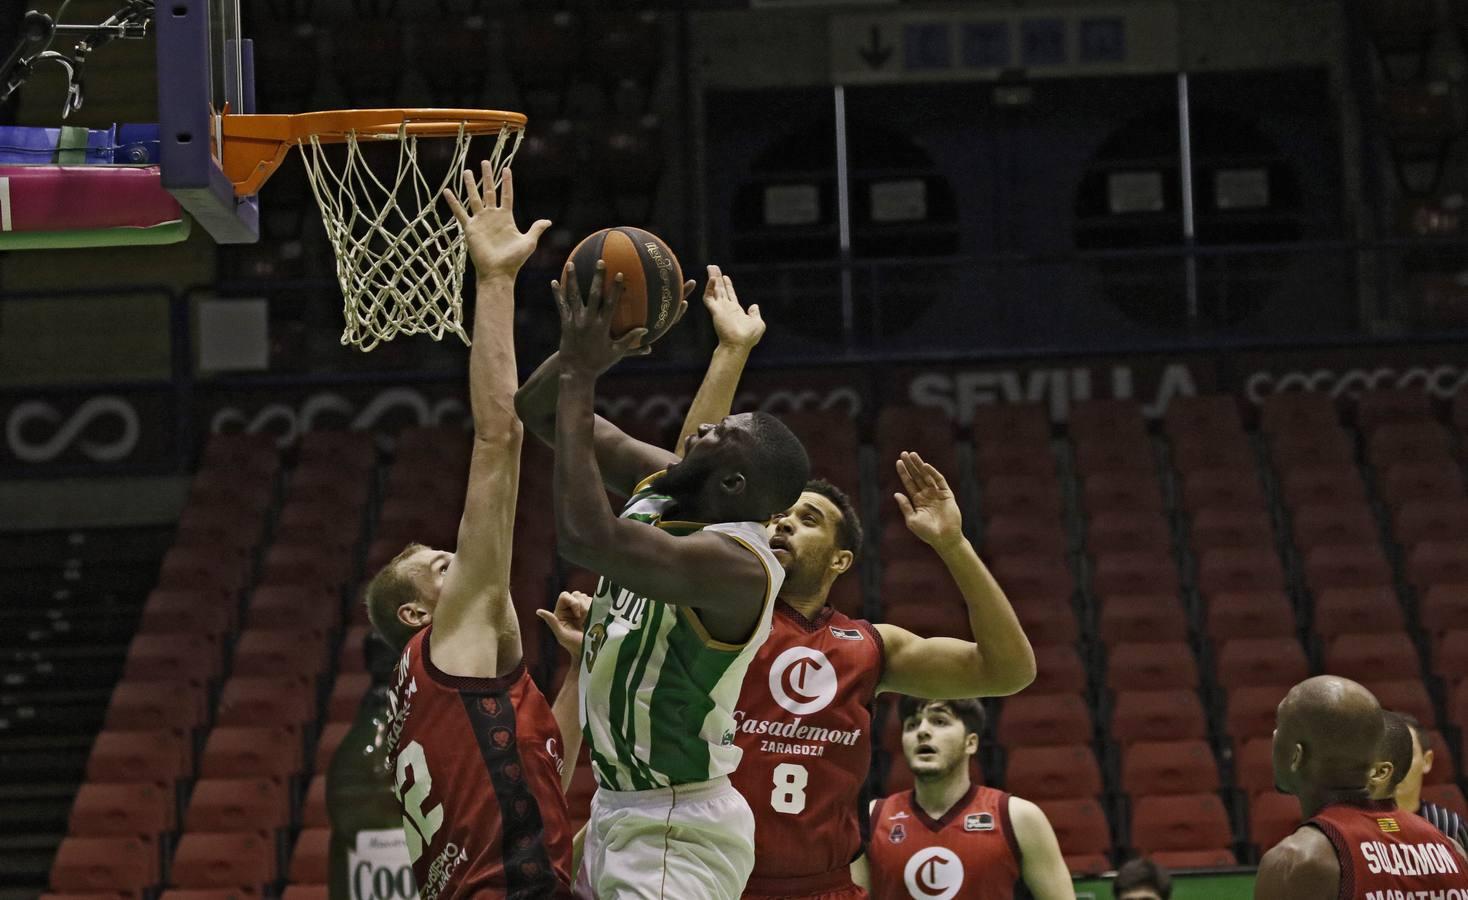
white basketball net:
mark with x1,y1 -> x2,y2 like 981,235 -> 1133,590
297,121 -> 522,352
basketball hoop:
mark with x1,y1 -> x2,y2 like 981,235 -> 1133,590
220,108 -> 526,351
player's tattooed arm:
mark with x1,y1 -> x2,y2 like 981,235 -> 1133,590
875,452 -> 1036,699
675,266 -> 764,458
1254,827 -> 1340,900
1009,797 -> 1076,900
551,264 -> 767,625
433,167 -> 548,666
538,590 -> 591,792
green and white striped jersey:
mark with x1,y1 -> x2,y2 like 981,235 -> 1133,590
578,475 -> 783,791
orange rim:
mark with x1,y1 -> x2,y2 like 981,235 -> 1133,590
219,108 -> 526,197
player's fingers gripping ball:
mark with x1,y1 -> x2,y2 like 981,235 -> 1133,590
563,227 -> 685,347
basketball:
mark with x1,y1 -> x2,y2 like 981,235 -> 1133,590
562,227 -> 684,346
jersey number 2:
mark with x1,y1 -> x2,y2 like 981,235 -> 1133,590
395,740 -> 445,862
770,763 -> 809,815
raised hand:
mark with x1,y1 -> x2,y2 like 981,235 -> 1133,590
443,165 -> 551,279
894,451 -> 964,552
552,260 -> 647,377
537,590 -> 594,654
703,264 -> 764,352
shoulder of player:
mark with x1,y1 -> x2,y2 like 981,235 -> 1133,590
1258,827 -> 1339,888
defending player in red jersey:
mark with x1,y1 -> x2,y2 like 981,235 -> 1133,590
363,167 -> 587,898
864,698 -> 1073,900
672,273 -> 1037,899
1256,675 -> 1468,899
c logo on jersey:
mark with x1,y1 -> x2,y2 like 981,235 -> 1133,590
768,647 -> 838,715
903,847 -> 964,900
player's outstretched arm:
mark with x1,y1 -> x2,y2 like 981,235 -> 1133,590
674,265 -> 764,457
1009,797 -> 1076,900
432,166 -> 548,672
537,590 -> 591,792
1254,828 -> 1340,899
875,452 -> 1036,699
551,263 -> 768,617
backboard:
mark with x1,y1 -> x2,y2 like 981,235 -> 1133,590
155,0 -> 259,243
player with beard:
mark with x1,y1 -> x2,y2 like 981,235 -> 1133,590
663,273 -> 1036,899
1255,676 -> 1468,899
515,264 -> 810,898
863,698 -> 1074,900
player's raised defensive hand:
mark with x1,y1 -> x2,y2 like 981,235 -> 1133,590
553,260 -> 648,377
537,590 -> 594,654
704,264 -> 764,351
443,165 -> 551,279
894,451 -> 964,552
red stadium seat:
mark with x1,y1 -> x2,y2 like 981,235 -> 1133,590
170,831 -> 277,890
139,590 -> 234,640
1395,500 -> 1468,546
1106,642 -> 1198,691
882,757 -> 915,795
200,726 -> 302,779
1091,551 -> 1180,599
1171,431 -> 1255,474
1382,462 -> 1467,508
973,404 -> 1052,446
1422,784 -> 1468,818
982,474 -> 1065,519
124,633 -> 223,683
1030,645 -> 1088,695
262,544 -> 355,593
1130,794 -> 1232,854
1421,585 -> 1468,635
1235,737 -> 1277,796
313,722 -> 351,774
1180,468 -> 1267,514
1280,465 -> 1368,510
1121,740 -> 1220,796
216,675 -> 317,728
105,679 -> 208,731
1368,422 -> 1455,467
1165,395 -> 1243,439
1014,594 -> 1080,646
1190,509 -> 1275,553
1271,427 -> 1355,469
1070,399 -> 1148,445
998,694 -> 1093,747
1150,849 -> 1238,869
68,783 -> 174,838
975,440 -> 1057,480
176,504 -> 265,554
1409,541 -> 1468,589
231,628 -> 331,678
875,406 -> 957,488
337,625 -> 372,674
297,429 -> 377,475
287,828 -> 330,884
1110,690 -> 1207,745
1004,744 -> 1103,800
1259,393 -> 1337,434
1035,798 -> 1112,857
49,836 -> 157,895
328,672 -> 373,722
983,515 -> 1068,558
86,729 -> 192,784
1356,389 -> 1433,433
1249,792 -> 1302,853
1325,633 -> 1420,682
188,472 -> 274,519
1304,543 -> 1394,591
1082,473 -> 1165,514
986,554 -> 1076,602
200,431 -> 279,476
284,889 -> 329,900
302,775 -> 328,829
155,545 -> 251,598
1216,639 -> 1309,688
184,778 -> 290,832
1065,854 -> 1112,876
1205,591 -> 1296,643
1313,587 -> 1406,638
1225,684 -> 1291,741
1098,595 -> 1188,646
1434,630 -> 1468,681
246,584 -> 341,634
1074,435 -> 1155,476
1197,547 -> 1287,595
1087,512 -> 1171,555
1292,502 -> 1380,550
1362,679 -> 1436,727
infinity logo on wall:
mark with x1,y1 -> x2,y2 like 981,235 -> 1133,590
5,396 -> 141,462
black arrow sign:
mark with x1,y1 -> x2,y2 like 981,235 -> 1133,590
858,25 -> 893,70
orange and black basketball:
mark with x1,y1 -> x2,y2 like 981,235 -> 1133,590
563,227 -> 684,346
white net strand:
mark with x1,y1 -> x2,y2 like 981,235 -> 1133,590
296,119 -> 522,352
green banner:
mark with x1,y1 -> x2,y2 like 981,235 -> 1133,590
1075,871 -> 1256,899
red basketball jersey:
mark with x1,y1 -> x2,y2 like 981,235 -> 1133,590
1306,799 -> 1468,898
730,602 -> 884,897
389,628 -> 573,899
868,785 -> 1023,900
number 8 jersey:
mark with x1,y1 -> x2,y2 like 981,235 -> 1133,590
388,629 -> 574,899
729,602 -> 884,898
